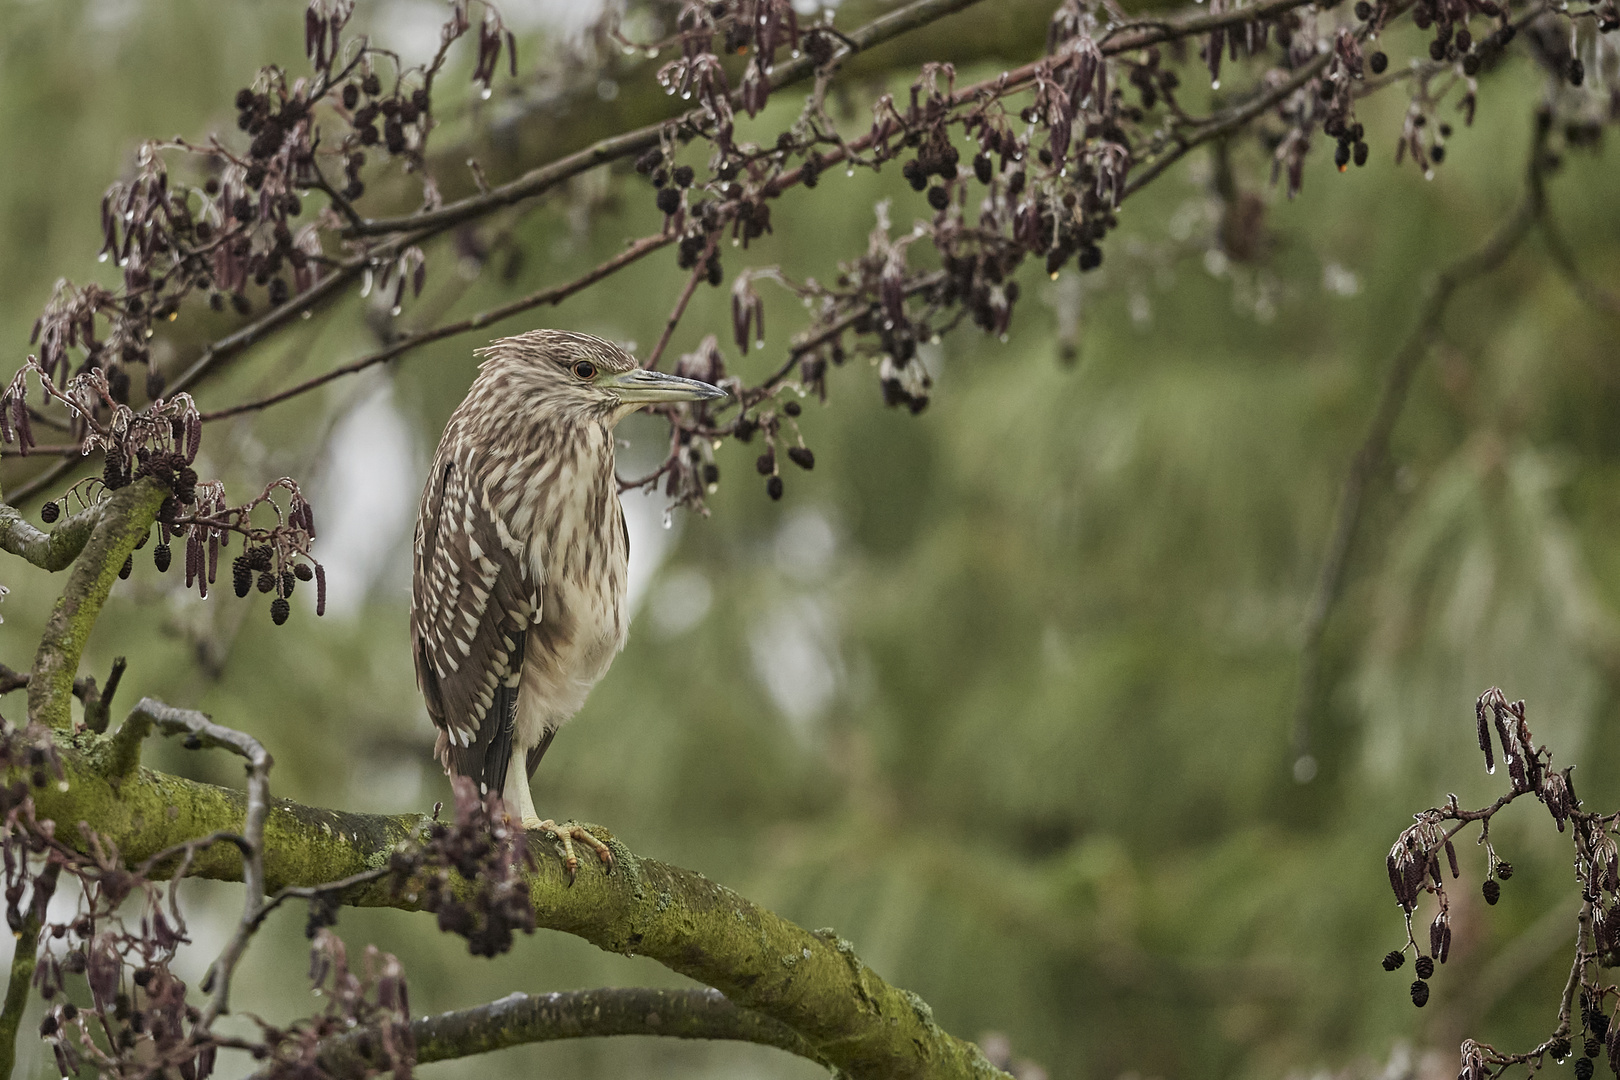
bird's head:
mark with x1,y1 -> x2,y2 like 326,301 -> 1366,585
475,329 -> 726,425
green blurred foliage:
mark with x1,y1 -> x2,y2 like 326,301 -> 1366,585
3,1 -> 1620,1078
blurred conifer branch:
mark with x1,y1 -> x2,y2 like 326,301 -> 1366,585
1291,92 -> 1600,767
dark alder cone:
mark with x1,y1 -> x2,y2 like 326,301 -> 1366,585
232,557 -> 252,598
974,152 -> 994,184
787,446 -> 815,470
268,278 -> 289,306
1414,955 -> 1435,979
703,463 -> 720,484
361,72 -> 381,95
107,366 -> 130,404
40,501 -> 59,524
926,185 -> 950,211
1335,142 -> 1351,169
783,400 -> 802,417
342,83 -> 359,109
1571,59 -> 1585,86
655,187 -> 681,215
119,555 -> 133,580
1491,860 -> 1512,880
1482,879 -> 1501,905
1593,1013 -> 1611,1041
1551,1037 -> 1572,1060
756,450 -> 775,475
270,597 -> 290,625
1589,1038 -> 1603,1060
672,165 -> 695,188
1354,141 -> 1370,167
902,160 -> 928,191
767,475 -> 784,500
257,571 -> 276,594
247,546 -> 273,572
1381,950 -> 1405,971
634,148 -> 662,174
1354,0 -> 1373,16
145,366 -> 166,400
1577,1057 -> 1595,1080
281,570 -> 296,596
103,453 -> 129,491
1411,980 -> 1430,1007
1079,245 -> 1103,271
234,88 -> 254,110
294,563 -> 314,581
153,543 -> 172,573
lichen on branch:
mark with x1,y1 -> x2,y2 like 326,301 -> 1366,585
28,718 -> 1005,1080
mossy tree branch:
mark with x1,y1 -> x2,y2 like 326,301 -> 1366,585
30,718 -> 1005,1080
0,496 -> 102,573
293,987 -> 822,1078
26,478 -> 168,730
0,865 -> 56,1080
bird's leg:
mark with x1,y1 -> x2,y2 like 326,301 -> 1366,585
524,818 -> 614,883
505,751 -> 612,881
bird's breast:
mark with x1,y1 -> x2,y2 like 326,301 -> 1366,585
512,471 -> 629,743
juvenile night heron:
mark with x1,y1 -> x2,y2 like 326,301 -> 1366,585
410,329 -> 725,872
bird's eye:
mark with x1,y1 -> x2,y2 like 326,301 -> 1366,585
571,361 -> 597,380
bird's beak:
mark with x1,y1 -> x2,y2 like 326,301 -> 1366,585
608,368 -> 728,404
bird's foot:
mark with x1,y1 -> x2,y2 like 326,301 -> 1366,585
522,817 -> 614,884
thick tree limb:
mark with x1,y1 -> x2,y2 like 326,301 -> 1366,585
26,479 -> 168,730
0,865 -> 55,1080
0,497 -> 102,573
29,722 -> 1005,1080
296,987 -> 821,1077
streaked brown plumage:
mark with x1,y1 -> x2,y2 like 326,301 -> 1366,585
410,329 -> 723,862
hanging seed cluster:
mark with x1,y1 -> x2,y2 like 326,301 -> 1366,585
1,358 -> 326,623
0,691 -> 426,1079
386,776 -> 538,959
0,714 -> 211,1079
7,0 -> 1614,528
1380,689 -> 1620,1077
610,0 -> 1617,518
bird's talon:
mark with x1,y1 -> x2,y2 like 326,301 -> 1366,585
535,819 -> 610,880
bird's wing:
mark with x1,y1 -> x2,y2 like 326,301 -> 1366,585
411,455 -> 538,795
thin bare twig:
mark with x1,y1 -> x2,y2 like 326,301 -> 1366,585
644,240 -> 714,372
199,232 -> 674,422
120,697 -> 272,1024
1290,112 -> 1552,765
